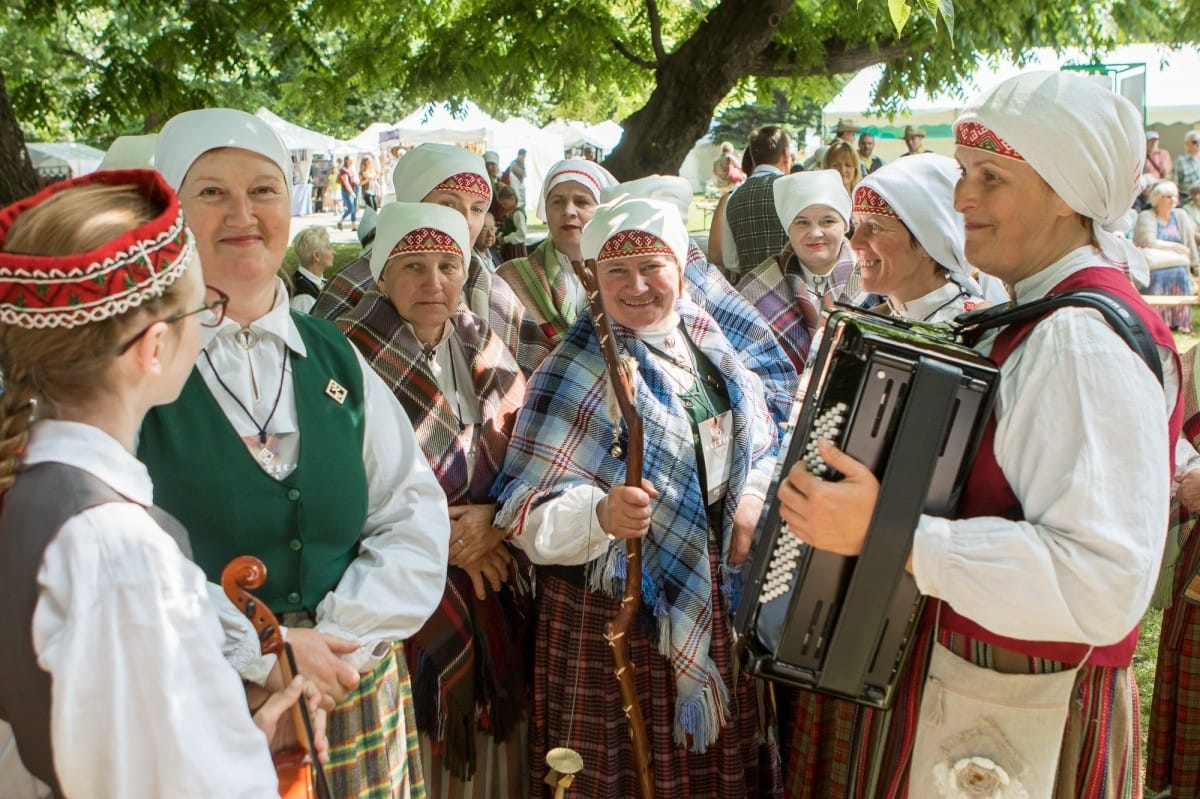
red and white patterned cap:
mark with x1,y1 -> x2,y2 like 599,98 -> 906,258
370,202 -> 470,281
0,169 -> 194,329
581,197 -> 688,269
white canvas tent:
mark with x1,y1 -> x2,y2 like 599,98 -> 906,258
390,101 -> 564,219
26,142 -> 104,182
823,44 -> 1200,160
541,119 -> 623,160
255,107 -> 354,154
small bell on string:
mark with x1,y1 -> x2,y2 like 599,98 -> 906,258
544,747 -> 583,799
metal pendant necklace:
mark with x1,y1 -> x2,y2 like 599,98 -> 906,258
202,347 -> 289,467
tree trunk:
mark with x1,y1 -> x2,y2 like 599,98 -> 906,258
0,69 -> 42,205
603,0 -> 796,180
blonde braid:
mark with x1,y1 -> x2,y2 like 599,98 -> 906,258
0,363 -> 38,493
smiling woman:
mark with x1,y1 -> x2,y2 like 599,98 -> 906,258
138,108 -> 451,799
494,196 -> 783,798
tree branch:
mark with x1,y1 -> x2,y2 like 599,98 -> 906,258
749,36 -> 919,77
646,0 -> 666,65
611,37 -> 657,71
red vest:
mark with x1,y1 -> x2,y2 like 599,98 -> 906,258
940,266 -> 1183,667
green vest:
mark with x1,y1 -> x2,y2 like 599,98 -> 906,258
138,313 -> 369,614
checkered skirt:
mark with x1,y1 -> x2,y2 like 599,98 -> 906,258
530,542 -> 783,799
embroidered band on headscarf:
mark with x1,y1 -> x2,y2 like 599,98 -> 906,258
370,202 -> 471,281
390,228 -> 464,260
392,143 -> 491,205
582,197 -> 689,270
851,185 -> 899,218
154,108 -> 291,191
954,121 -> 1025,161
0,169 -> 193,329
954,70 -> 1148,285
537,159 -> 617,222
596,231 -> 676,264
431,172 -> 491,201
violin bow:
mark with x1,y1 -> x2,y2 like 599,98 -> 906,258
221,556 -> 333,799
571,258 -> 655,799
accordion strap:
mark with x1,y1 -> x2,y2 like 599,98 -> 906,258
954,290 -> 1163,386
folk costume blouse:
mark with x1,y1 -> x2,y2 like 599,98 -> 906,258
0,421 -> 277,798
142,280 -> 449,680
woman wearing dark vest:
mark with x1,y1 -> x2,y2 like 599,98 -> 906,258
139,109 -> 450,799
0,170 -> 320,798
777,71 -> 1182,797
496,198 -> 783,798
337,202 -> 531,798
495,158 -> 617,374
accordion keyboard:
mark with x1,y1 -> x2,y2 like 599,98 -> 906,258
759,402 -> 848,605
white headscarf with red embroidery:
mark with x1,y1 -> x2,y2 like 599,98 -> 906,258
537,159 -> 617,223
370,202 -> 471,282
954,70 -> 1148,285
582,197 -> 689,274
391,143 -> 492,205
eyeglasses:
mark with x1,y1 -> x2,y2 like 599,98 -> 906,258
115,284 -> 229,355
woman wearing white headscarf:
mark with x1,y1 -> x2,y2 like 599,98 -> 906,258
850,154 -> 988,322
496,197 -> 783,798
495,159 -> 617,373
735,170 -> 857,373
777,71 -> 1182,798
139,108 -> 450,799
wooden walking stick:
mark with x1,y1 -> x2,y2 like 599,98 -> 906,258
572,258 -> 655,799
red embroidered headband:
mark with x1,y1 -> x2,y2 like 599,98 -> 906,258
954,120 -> 1026,162
388,227 -> 464,259
596,230 -> 675,264
0,169 -> 193,330
431,172 -> 491,200
852,185 -> 899,218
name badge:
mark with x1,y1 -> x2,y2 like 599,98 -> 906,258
699,410 -> 734,505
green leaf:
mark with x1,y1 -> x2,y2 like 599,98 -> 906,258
889,0 -> 912,34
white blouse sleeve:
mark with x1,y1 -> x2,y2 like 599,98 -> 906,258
313,349 -> 450,672
34,504 -> 278,799
508,484 -> 614,566
911,308 -> 1171,645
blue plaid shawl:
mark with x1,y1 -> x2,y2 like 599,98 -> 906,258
684,240 -> 798,432
495,298 -> 777,751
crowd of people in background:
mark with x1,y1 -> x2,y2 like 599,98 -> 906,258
2,68 -> 1200,799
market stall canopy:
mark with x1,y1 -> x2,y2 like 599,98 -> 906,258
823,44 -> 1200,159
26,142 -> 104,181
255,107 -> 354,153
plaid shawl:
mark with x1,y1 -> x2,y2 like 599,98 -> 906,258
496,237 -> 578,347
684,241 -> 798,432
312,252 -> 372,321
337,291 -> 531,778
736,241 -> 856,373
495,298 -> 777,752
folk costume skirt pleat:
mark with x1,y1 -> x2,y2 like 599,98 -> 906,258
529,542 -> 782,799
1148,516 -> 1200,799
326,645 -> 425,799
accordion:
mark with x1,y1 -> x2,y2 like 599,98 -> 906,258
733,308 -> 1000,709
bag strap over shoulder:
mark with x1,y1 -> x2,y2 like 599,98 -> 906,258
954,289 -> 1164,386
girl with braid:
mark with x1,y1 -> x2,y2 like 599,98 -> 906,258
0,170 -> 323,798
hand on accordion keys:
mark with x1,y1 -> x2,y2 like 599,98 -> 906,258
777,437 -> 881,558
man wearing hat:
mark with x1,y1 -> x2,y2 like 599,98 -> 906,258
833,118 -> 860,144
900,124 -> 931,156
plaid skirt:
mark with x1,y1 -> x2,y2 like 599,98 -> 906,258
419,717 -> 529,799
530,545 -> 782,799
1148,519 -> 1200,799
785,602 -> 1141,799
325,645 -> 426,799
